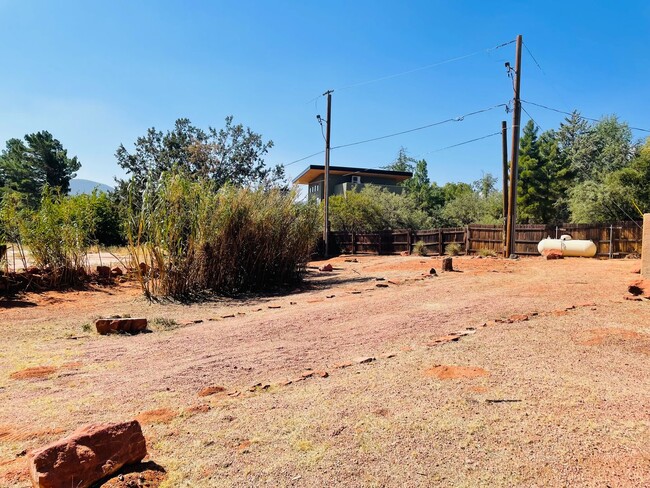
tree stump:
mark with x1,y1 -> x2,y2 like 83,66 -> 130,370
442,257 -> 453,272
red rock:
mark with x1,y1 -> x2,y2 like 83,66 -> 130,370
509,314 -> 529,322
400,251 -> 410,256
110,267 -> 123,277
427,334 -> 461,346
319,264 -> 333,272
28,421 -> 147,488
541,249 -> 564,260
315,370 -> 329,378
354,356 -> 375,364
95,318 -> 148,335
333,361 -> 353,369
300,370 -> 315,379
198,386 -> 226,397
631,268 -> 641,274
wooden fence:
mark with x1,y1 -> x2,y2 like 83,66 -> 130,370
330,221 -> 643,258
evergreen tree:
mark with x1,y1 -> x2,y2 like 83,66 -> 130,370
517,121 -> 572,223
0,131 -> 80,207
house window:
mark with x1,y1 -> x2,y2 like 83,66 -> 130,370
351,176 -> 361,184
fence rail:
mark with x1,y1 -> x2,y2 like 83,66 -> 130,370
329,221 -> 643,258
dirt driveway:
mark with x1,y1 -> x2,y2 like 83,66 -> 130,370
1,255 -> 648,487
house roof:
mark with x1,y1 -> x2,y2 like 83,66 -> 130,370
292,165 -> 412,184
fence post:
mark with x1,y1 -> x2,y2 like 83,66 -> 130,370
438,228 -> 443,256
464,226 -> 470,255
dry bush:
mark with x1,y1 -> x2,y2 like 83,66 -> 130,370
445,243 -> 462,256
413,240 -> 429,256
478,248 -> 497,257
127,171 -> 320,299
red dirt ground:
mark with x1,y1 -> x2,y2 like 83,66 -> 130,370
1,254 -> 649,486
424,364 -> 490,379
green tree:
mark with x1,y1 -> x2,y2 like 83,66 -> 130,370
115,117 -> 282,196
441,181 -> 473,202
0,131 -> 80,207
442,190 -> 502,226
572,137 -> 650,222
383,146 -> 416,172
517,121 -> 573,223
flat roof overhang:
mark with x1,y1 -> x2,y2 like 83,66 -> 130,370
293,165 -> 412,184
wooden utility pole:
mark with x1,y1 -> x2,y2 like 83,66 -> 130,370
505,34 -> 522,257
323,90 -> 333,257
501,120 -> 509,255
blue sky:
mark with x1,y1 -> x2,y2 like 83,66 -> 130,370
1,1 -> 649,188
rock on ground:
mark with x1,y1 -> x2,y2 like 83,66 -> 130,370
542,249 -> 564,260
95,318 -> 148,335
28,420 -> 147,488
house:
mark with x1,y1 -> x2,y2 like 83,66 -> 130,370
293,165 -> 412,202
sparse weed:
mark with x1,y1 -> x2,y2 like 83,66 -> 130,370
413,240 -> 429,256
152,317 -> 179,330
445,243 -> 462,256
478,248 -> 497,257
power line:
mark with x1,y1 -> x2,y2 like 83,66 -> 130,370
284,150 -> 325,167
331,103 -> 508,150
522,100 -> 650,133
521,105 -> 540,128
318,39 -> 516,95
522,41 -> 545,74
285,104 -> 509,167
426,130 -> 503,154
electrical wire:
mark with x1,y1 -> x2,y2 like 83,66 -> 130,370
306,130 -> 509,184
285,103 -> 509,168
522,100 -> 650,133
331,103 -> 508,150
521,105 -> 540,128
284,150 -> 325,167
522,41 -> 545,74
304,39 -> 517,100
425,130 -> 503,155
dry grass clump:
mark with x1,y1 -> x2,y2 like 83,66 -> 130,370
127,171 -> 320,299
413,240 -> 429,256
478,248 -> 497,257
445,243 -> 462,256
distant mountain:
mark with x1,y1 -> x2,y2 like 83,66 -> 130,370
69,178 -> 113,195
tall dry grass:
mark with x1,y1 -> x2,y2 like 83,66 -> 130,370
127,171 -> 320,299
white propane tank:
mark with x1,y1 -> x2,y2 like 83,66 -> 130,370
537,235 -> 597,257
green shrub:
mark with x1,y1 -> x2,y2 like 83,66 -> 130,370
90,191 -> 126,246
127,170 -> 320,299
413,240 -> 429,256
445,242 -> 462,256
20,187 -> 96,284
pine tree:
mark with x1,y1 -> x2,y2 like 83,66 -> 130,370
517,121 -> 572,223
